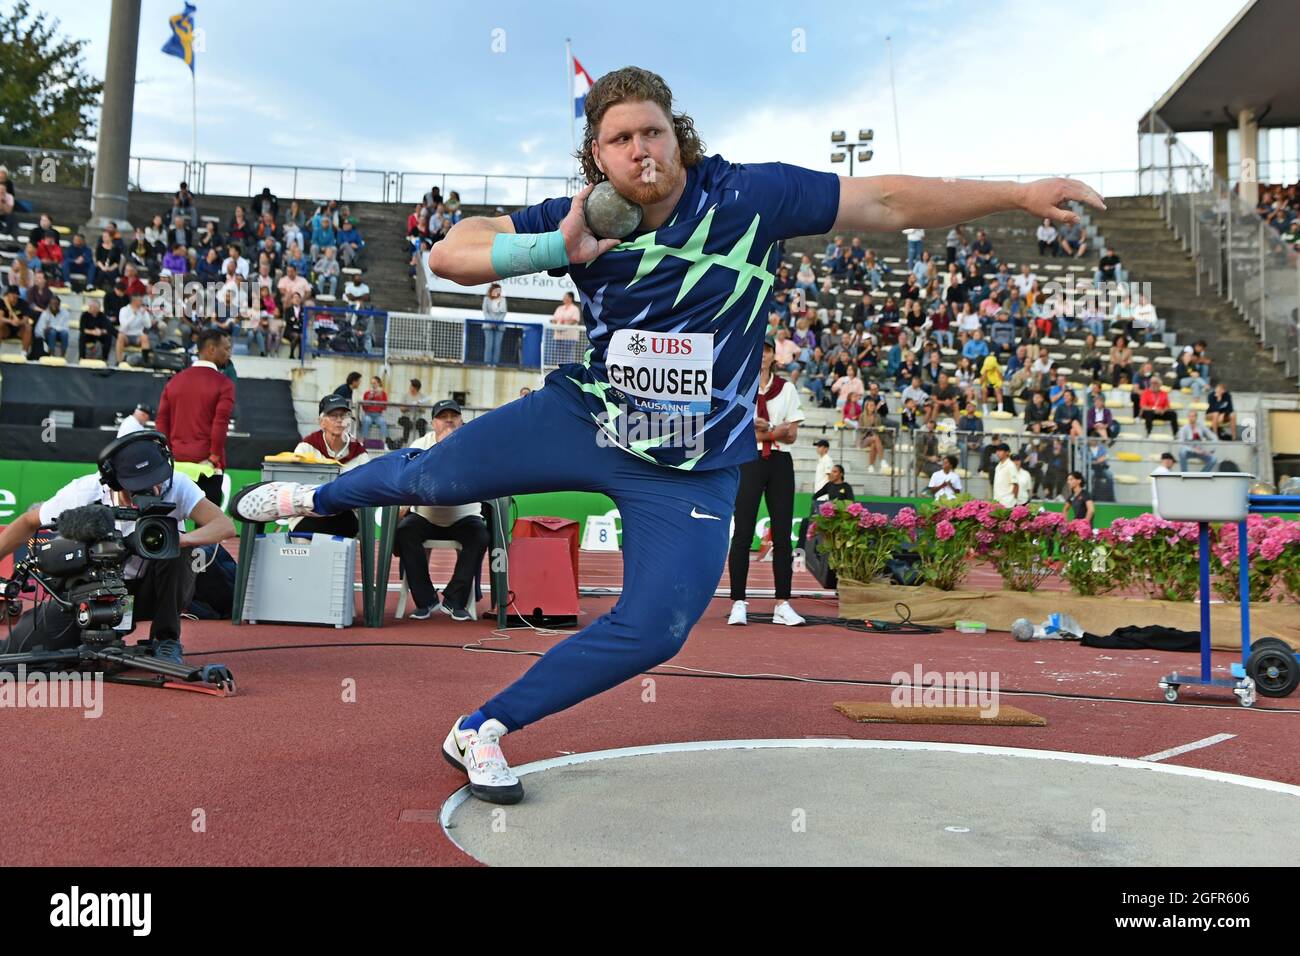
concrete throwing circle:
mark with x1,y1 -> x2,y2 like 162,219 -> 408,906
442,740 -> 1300,866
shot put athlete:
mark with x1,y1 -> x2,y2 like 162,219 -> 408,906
232,65 -> 1103,804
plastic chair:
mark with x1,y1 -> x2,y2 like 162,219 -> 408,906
395,539 -> 481,620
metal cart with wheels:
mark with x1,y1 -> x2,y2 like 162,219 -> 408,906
1152,473 -> 1300,706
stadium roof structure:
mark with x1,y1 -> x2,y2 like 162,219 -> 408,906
1139,0 -> 1300,132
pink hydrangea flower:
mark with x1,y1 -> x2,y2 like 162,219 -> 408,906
894,508 -> 917,530
847,502 -> 865,517
819,502 -> 836,517
935,520 -> 956,541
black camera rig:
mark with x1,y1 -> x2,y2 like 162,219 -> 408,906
0,501 -> 234,694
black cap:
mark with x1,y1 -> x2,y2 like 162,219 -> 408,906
813,439 -> 830,448
1161,452 -> 1176,462
112,438 -> 172,492
1011,451 -> 1023,461
997,442 -> 1011,452
319,393 -> 352,415
431,399 -> 462,419
133,403 -> 154,417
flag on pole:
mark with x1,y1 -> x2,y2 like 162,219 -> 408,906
573,56 -> 594,119
162,3 -> 198,73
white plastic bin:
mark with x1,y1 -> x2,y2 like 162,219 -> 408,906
1152,472 -> 1255,522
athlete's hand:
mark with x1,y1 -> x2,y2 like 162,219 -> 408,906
1020,177 -> 1106,225
561,184 -> 623,265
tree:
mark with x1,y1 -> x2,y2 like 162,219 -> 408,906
0,0 -> 104,150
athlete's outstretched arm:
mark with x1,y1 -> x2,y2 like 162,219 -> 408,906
428,183 -> 621,286
832,175 -> 1106,233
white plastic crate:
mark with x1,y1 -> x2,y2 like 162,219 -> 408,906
1152,472 -> 1255,522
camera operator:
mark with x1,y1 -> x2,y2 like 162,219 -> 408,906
0,431 -> 235,662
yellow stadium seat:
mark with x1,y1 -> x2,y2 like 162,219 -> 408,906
1116,452 -> 1143,462
1116,474 -> 1140,485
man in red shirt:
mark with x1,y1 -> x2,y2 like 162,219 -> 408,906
1139,381 -> 1178,437
156,328 -> 236,503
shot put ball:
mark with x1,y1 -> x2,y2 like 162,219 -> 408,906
584,181 -> 643,239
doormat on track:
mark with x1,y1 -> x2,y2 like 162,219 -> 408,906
834,701 -> 1046,726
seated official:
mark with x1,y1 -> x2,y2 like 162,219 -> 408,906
927,454 -> 963,500
395,400 -> 489,621
290,394 -> 372,537
813,464 -> 855,502
0,431 -> 236,663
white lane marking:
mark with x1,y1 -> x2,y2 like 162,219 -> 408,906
440,736 -> 1299,853
1141,733 -> 1237,763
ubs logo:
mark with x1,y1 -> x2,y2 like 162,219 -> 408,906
627,334 -> 647,355
650,337 -> 693,355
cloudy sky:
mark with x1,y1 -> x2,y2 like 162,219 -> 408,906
26,0 -> 1248,201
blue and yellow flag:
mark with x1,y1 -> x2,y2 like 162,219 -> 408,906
161,3 -> 197,73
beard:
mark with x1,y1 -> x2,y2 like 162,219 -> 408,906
617,151 -> 685,207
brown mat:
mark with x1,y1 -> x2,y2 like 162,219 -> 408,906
834,701 -> 1046,726
836,581 -> 1300,652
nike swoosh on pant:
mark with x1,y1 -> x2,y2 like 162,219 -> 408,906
690,508 -> 721,520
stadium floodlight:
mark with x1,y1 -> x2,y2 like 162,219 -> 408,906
858,149 -> 873,163
830,152 -> 846,163
859,129 -> 874,142
831,131 -> 846,144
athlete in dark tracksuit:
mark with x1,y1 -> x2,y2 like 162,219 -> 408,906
233,76 -> 1102,803
312,153 -> 842,730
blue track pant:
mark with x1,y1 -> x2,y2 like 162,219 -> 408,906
313,379 -> 741,731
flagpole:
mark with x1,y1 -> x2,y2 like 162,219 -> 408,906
566,38 -> 576,191
886,35 -> 903,173
190,68 -> 197,181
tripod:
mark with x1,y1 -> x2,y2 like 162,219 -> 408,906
1,577 -> 235,694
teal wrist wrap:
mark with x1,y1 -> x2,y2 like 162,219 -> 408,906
490,231 -> 569,278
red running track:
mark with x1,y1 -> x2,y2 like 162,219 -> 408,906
2,549 -> 1296,866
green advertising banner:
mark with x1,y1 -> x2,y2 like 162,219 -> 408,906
0,457 -> 1166,551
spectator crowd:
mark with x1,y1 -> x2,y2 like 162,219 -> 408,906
0,177 -> 378,364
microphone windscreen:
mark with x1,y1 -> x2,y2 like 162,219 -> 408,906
56,504 -> 117,542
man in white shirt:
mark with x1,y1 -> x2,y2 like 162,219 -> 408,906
221,249 -> 250,278
1013,264 -> 1037,296
1150,451 -> 1176,512
928,454 -> 963,500
811,438 -> 833,493
1014,452 -> 1033,505
344,276 -> 371,308
116,291 -> 155,363
992,443 -> 1020,507
1131,294 -> 1158,342
0,431 -> 235,662
117,403 -> 152,437
395,400 -> 489,622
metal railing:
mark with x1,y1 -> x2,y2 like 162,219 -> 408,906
1137,114 -> 1299,385
383,310 -> 588,371
347,399 -> 498,449
805,421 -> 1258,503
0,142 -> 579,205
394,172 -> 576,208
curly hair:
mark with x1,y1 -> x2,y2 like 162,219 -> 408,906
575,66 -> 706,185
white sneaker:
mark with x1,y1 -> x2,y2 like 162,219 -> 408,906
230,481 -> 319,522
727,600 -> 748,625
772,601 -> 806,626
442,716 -> 523,805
